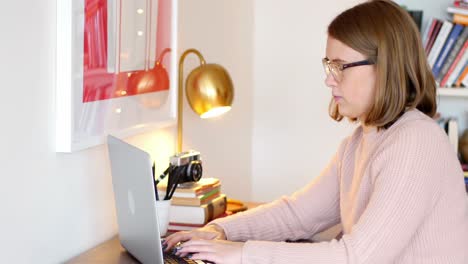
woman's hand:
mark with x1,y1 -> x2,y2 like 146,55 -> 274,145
163,224 -> 226,251
177,239 -> 244,264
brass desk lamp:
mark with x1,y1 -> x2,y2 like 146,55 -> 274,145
155,49 -> 234,196
177,49 -> 234,153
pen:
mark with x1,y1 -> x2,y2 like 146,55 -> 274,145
152,162 -> 159,201
155,165 -> 173,185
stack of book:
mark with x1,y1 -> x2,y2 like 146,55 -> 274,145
158,178 -> 227,232
421,0 -> 468,88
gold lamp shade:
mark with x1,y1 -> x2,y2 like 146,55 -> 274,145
177,48 -> 235,153
185,63 -> 234,119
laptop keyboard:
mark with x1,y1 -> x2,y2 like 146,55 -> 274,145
163,252 -> 198,264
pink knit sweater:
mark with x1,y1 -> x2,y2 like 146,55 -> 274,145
212,109 -> 468,263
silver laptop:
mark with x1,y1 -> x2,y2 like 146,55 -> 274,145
107,135 -> 205,264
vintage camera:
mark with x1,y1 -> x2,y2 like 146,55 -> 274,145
169,150 -> 203,184
157,150 -> 203,200
158,150 -> 203,200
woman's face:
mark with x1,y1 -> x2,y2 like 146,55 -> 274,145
324,36 -> 377,121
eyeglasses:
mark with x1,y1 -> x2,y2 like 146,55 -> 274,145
322,57 -> 374,82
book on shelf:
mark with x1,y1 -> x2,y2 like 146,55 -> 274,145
422,18 -> 438,47
453,13 -> 468,25
158,177 -> 221,198
169,194 -> 227,225
462,67 -> 468,86
426,20 -> 443,54
443,45 -> 468,87
433,23 -> 464,78
428,21 -> 453,68
437,26 -> 468,83
448,5 -> 468,16
418,2 -> 468,88
440,40 -> 468,87
455,64 -> 468,86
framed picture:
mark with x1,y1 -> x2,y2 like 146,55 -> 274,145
56,0 -> 177,152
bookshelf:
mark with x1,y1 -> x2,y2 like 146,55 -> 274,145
437,87 -> 468,97
397,0 -> 468,137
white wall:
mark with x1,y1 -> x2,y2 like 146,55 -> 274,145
0,1 -> 174,263
0,0 -> 253,263
251,0 -> 359,201
0,1 -> 117,262
178,0 -> 254,200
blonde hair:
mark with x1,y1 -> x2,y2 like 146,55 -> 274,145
327,0 -> 436,129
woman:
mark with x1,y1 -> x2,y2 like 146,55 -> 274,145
164,1 -> 468,263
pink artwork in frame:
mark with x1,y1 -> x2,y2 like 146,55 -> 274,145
56,0 -> 177,152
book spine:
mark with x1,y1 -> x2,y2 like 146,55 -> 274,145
171,190 -> 220,206
445,46 -> 468,87
428,21 -> 453,68
440,40 -> 468,87
448,6 -> 468,16
169,194 -> 227,225
462,66 -> 468,86
423,18 -> 437,50
426,20 -> 443,54
437,26 -> 468,83
455,64 -> 468,86
157,179 -> 221,198
433,24 -> 464,78
453,14 -> 468,26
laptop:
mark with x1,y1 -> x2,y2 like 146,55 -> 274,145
107,135 -> 206,264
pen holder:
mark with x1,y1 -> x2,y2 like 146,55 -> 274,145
155,200 -> 171,237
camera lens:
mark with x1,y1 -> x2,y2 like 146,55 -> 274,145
186,160 -> 202,182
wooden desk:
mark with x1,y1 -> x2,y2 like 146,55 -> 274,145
66,202 -> 261,264
66,236 -> 137,264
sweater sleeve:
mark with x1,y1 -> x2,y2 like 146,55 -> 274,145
211,138 -> 348,242
239,123 -> 446,264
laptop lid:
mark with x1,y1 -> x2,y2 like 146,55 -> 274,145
107,135 -> 164,264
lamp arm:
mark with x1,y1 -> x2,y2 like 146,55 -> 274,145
177,49 -> 206,154
156,47 -> 171,65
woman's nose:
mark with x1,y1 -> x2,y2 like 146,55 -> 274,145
324,73 -> 337,88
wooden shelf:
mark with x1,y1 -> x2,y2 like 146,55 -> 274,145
437,88 -> 468,98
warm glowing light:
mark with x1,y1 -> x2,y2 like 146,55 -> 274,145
120,91 -> 127,96
136,8 -> 144,14
200,106 -> 231,119
115,108 -> 122,114
137,31 -> 144,36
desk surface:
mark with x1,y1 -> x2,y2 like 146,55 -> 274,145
66,202 -> 261,264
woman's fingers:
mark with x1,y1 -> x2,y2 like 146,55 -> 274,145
163,231 -> 192,250
178,242 -> 217,254
162,226 -> 227,254
176,240 -> 218,260
177,240 -> 243,264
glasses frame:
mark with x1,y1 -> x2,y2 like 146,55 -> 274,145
322,57 -> 375,82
